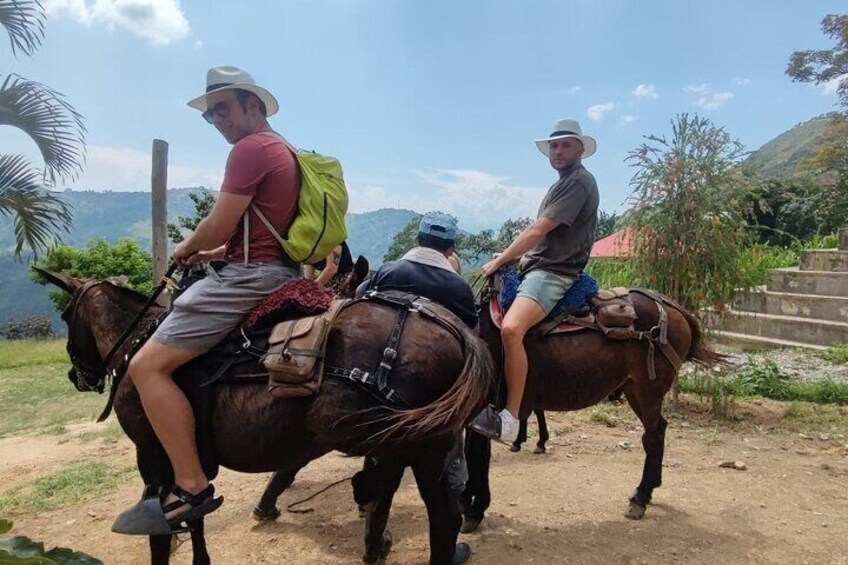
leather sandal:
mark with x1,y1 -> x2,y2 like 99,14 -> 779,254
112,484 -> 223,536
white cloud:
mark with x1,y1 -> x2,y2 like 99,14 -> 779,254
696,91 -> 734,109
193,39 -> 203,50
587,102 -> 615,121
568,86 -> 582,94
67,145 -> 220,191
632,84 -> 658,99
45,0 -> 191,46
821,74 -> 848,95
619,115 -> 637,125
683,83 -> 710,95
346,184 -> 392,213
732,77 -> 751,86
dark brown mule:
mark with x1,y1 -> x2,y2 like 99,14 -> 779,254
38,268 -> 493,565
460,278 -> 723,532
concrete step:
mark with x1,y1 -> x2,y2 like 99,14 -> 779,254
732,288 -> 848,323
705,309 -> 848,348
767,267 -> 848,297
839,228 -> 847,251
799,249 -> 848,272
708,330 -> 828,352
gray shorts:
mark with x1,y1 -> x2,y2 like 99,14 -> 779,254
152,262 -> 299,352
516,269 -> 577,315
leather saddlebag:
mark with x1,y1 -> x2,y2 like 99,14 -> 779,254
590,287 -> 638,339
263,299 -> 347,399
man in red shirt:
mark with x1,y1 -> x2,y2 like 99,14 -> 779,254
114,67 -> 301,534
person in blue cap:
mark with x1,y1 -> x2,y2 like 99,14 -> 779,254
354,211 -> 475,565
356,211 -> 477,328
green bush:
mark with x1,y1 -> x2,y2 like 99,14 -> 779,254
585,259 -> 634,288
819,344 -> 848,364
0,518 -> 102,564
0,315 -> 53,341
734,358 -> 792,400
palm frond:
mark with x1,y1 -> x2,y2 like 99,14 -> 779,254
0,153 -> 73,259
0,73 -> 87,184
0,0 -> 45,57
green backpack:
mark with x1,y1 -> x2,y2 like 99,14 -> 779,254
250,136 -> 349,265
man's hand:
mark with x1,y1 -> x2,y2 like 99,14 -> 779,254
481,253 -> 503,278
173,240 -> 197,267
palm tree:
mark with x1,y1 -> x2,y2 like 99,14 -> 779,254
1,0 -> 85,258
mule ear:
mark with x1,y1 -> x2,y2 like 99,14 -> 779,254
31,266 -> 83,294
107,275 -> 129,287
353,255 -> 369,284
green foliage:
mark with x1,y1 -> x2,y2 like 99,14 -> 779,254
786,14 -> 848,109
626,114 -> 751,311
737,244 -> 799,287
0,519 -> 102,564
743,115 -> 831,179
819,344 -> 848,365
584,258 -> 634,288
735,359 -> 792,400
31,238 -> 153,311
596,210 -> 619,239
382,215 -> 422,262
0,315 -> 52,340
1,1 -> 86,259
677,371 -> 740,419
167,190 -> 216,244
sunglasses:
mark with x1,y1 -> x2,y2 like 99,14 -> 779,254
202,99 -> 233,124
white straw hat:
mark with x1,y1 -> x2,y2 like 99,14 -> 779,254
187,66 -> 279,117
534,118 -> 596,158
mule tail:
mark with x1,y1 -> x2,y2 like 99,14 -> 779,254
371,326 -> 495,445
680,307 -> 729,368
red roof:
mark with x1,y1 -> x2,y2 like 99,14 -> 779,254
591,229 -> 632,258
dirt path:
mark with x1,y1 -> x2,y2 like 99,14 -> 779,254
3,401 -> 847,564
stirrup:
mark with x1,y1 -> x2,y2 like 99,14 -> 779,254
112,484 -> 223,536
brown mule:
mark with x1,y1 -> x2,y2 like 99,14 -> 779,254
37,267 -> 494,565
460,276 -> 724,532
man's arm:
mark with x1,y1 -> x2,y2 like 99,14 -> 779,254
315,245 -> 342,286
481,216 -> 559,277
173,192 -> 252,265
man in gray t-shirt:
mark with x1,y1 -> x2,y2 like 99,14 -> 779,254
470,118 -> 599,445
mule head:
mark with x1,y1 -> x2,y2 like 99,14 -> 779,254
338,255 -> 371,298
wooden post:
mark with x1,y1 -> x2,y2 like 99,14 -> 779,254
151,139 -> 169,299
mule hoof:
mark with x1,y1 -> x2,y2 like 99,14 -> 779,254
251,506 -> 281,522
362,528 -> 393,563
460,516 -> 481,533
533,446 -> 546,455
453,541 -> 472,565
509,444 -> 521,452
625,502 -> 646,520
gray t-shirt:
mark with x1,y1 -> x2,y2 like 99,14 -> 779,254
518,164 -> 599,277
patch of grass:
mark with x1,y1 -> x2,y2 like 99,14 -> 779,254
0,362 -> 103,437
678,372 -> 739,419
0,462 -> 135,515
585,258 -> 633,288
588,405 -> 619,427
735,359 -> 792,400
0,339 -> 67,369
819,344 -> 848,365
40,424 -> 68,436
77,422 -> 124,444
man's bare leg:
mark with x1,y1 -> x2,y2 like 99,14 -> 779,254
501,296 -> 546,418
128,340 -> 208,500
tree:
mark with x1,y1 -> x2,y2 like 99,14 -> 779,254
786,14 -> 848,110
596,210 -> 619,239
168,190 -> 216,243
1,0 -> 86,258
383,215 -> 422,262
32,238 -> 153,311
626,114 -> 750,311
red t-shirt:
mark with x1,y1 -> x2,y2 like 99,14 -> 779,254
221,133 -> 300,263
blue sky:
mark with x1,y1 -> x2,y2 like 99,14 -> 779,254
1,0 -> 844,232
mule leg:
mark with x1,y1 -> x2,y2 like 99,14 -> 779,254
510,417 -> 528,452
624,388 -> 668,519
359,459 -> 405,564
252,469 -> 298,521
534,410 -> 549,454
188,519 -> 210,565
460,432 -> 490,533
412,450 -> 462,565
150,534 -> 171,565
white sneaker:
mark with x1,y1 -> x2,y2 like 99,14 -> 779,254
498,409 -> 519,444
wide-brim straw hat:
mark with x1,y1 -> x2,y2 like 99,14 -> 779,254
535,118 -> 596,158
187,66 -> 279,117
